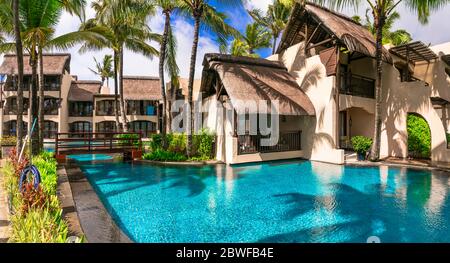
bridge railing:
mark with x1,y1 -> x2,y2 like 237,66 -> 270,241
55,132 -> 142,155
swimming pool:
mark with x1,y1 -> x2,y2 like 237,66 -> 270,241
77,159 -> 450,243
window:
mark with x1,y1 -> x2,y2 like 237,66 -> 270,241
69,102 -> 93,117
4,97 -> 29,115
43,121 -> 58,139
96,100 -> 117,116
69,122 -> 92,137
44,98 -> 60,115
96,121 -> 116,133
2,121 -> 27,137
44,76 -> 61,91
129,121 -> 157,138
127,100 -> 157,116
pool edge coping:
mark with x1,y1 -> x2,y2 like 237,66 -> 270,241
60,161 -> 133,243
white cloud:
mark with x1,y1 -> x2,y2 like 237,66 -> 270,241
244,0 -> 272,12
51,2 -> 219,89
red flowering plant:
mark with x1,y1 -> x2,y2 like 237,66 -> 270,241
8,147 -> 29,177
20,183 -> 47,214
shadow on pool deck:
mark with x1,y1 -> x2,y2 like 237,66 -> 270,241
62,162 -> 132,243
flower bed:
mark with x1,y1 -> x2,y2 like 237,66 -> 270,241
2,149 -> 81,243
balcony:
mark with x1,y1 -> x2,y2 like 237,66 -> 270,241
2,75 -> 60,91
340,73 -> 375,99
126,100 -> 157,116
237,131 -> 302,155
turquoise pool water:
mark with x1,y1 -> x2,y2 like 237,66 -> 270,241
78,159 -> 450,243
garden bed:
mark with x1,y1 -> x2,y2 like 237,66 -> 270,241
1,150 -> 83,243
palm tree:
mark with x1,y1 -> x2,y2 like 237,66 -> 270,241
248,0 -> 292,54
353,7 -> 412,46
12,0 -> 25,153
314,0 -> 448,161
222,22 -> 271,56
0,0 -> 96,153
89,55 -> 114,88
180,0 -> 241,157
87,0 -> 159,132
155,0 -> 183,142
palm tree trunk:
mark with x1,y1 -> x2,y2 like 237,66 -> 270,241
369,8 -> 385,162
186,13 -> 201,158
38,46 -> 45,152
119,47 -> 128,132
113,50 -> 120,131
272,34 -> 278,55
159,11 -> 170,147
30,48 -> 39,155
13,0 -> 24,153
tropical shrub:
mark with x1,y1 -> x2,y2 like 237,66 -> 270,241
0,136 -> 17,146
149,133 -> 163,151
143,149 -> 188,162
9,198 -> 68,243
407,114 -> 431,159
167,133 -> 187,154
351,136 -> 373,155
32,152 -> 58,195
192,129 -> 215,160
115,134 -> 140,147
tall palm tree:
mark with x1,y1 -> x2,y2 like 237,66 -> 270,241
248,0 -> 292,54
89,55 -> 114,88
352,7 -> 412,46
180,0 -> 241,157
314,0 -> 449,161
0,0 -> 95,153
87,0 -> 159,132
155,0 -> 183,141
12,0 -> 25,153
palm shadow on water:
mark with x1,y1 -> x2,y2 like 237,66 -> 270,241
259,178 -> 449,243
83,162 -> 249,198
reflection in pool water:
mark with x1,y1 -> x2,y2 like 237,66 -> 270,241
77,159 -> 450,243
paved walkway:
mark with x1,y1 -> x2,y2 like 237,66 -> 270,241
0,162 -> 10,243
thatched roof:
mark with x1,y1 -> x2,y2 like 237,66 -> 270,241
122,76 -> 162,101
201,54 -> 315,116
278,3 -> 392,63
0,53 -> 71,75
167,78 -> 202,102
68,80 -> 102,102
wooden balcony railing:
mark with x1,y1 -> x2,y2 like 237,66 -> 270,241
237,131 -> 302,155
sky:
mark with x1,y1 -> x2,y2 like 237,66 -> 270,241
43,0 -> 450,86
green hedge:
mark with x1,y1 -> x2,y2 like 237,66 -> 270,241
145,129 -> 215,162
407,114 -> 431,159
2,151 -> 78,243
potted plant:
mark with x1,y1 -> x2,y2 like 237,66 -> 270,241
351,136 -> 373,161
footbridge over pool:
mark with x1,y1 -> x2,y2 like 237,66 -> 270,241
55,132 -> 143,161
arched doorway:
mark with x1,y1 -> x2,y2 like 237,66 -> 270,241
407,113 -> 431,159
